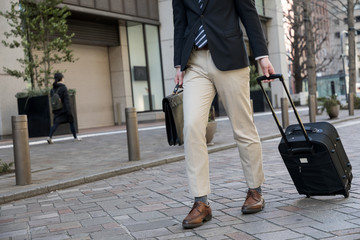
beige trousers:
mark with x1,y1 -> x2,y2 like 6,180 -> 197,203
183,49 -> 265,197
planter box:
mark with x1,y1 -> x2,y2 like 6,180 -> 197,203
17,94 -> 78,138
250,89 -> 272,112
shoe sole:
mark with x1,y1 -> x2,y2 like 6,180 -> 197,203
182,214 -> 212,229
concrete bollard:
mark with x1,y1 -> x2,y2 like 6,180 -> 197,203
281,98 -> 289,129
125,108 -> 140,161
12,115 -> 32,185
309,94 -> 316,123
275,94 -> 278,108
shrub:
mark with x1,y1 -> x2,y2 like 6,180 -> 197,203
323,95 -> 340,115
355,96 -> 360,109
0,159 -> 14,174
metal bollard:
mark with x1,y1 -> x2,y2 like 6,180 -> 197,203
125,108 -> 140,161
12,115 -> 32,185
281,98 -> 289,129
309,94 -> 316,123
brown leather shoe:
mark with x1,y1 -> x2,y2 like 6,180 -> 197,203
182,201 -> 212,229
241,189 -> 265,214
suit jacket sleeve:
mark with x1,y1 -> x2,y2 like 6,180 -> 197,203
234,0 -> 269,58
173,0 -> 187,67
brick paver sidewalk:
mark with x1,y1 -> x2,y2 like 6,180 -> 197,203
0,117 -> 359,239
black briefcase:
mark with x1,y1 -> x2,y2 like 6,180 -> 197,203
162,85 -> 184,146
257,74 -> 352,198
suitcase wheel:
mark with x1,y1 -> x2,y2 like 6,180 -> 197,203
306,194 -> 310,198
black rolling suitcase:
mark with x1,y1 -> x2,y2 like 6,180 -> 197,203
257,74 -> 352,198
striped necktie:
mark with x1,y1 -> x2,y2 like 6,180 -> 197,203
195,0 -> 207,48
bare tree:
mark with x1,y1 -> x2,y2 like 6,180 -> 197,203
327,0 -> 359,115
284,0 -> 334,94
304,0 -> 318,122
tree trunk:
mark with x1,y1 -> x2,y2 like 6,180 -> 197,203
348,0 -> 356,115
304,0 -> 317,122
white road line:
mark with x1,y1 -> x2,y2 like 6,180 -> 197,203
0,125 -> 165,150
0,107 -> 349,150
263,120 -> 360,143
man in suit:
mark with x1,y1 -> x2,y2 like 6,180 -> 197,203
173,0 -> 275,229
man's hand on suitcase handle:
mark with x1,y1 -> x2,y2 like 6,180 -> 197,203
258,57 -> 275,82
256,74 -> 284,84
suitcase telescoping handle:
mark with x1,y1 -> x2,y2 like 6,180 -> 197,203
256,74 -> 312,149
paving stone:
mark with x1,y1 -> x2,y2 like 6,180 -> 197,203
0,217 -> 14,225
30,226 -> 48,234
66,224 -> 103,235
89,210 -> 108,218
257,209 -> 294,219
312,221 -> 359,232
29,217 -> 60,227
80,216 -> 114,227
69,203 -> 98,211
129,211 -> 167,221
131,227 -> 172,239
196,226 -> 239,238
135,203 -> 169,212
323,234 -> 360,240
156,232 -> 196,240
125,219 -> 177,232
69,233 -> 91,240
102,222 -> 122,229
206,235 -> 231,240
331,227 -> 360,236
31,212 -> 59,220
0,229 -> 29,239
254,229 -> 304,240
90,228 -> 131,239
60,212 -> 90,222
226,231 -> 256,240
266,213 -> 315,226
159,206 -> 189,217
233,220 -> 284,235
48,221 -> 81,232
0,222 -> 28,232
32,233 -> 69,240
293,226 -> 334,239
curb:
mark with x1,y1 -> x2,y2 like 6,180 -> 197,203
1,115 -> 359,205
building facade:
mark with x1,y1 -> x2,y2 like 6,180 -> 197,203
0,0 -> 288,137
328,0 -> 360,98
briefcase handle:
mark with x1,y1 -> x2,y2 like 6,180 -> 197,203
173,84 -> 183,94
256,74 -> 312,148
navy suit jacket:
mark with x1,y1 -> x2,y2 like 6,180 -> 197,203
173,0 -> 269,71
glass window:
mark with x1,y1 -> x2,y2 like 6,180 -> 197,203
255,0 -> 264,15
145,25 -> 163,110
127,22 -> 164,112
